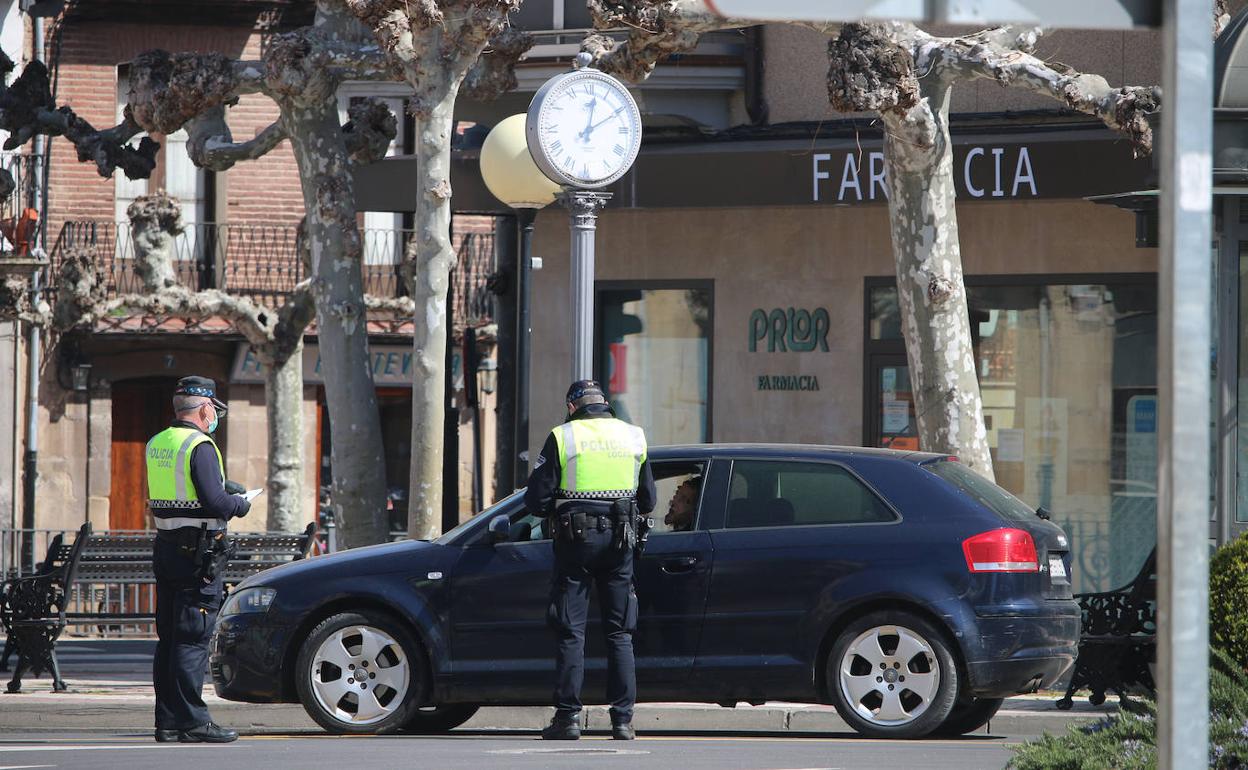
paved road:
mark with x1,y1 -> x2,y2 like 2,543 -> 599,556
0,731 -> 1018,770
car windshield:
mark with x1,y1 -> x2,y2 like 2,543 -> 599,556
923,458 -> 1036,522
433,490 -> 526,545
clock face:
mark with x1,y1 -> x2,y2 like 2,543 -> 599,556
526,70 -> 642,189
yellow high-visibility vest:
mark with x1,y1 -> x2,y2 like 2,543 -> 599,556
145,426 -> 226,528
551,418 -> 647,499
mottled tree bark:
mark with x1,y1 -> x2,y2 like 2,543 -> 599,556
827,22 -> 1157,478
264,338 -> 306,532
345,0 -> 524,539
879,82 -> 994,479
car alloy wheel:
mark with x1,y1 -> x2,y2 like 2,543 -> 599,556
826,610 -> 959,738
296,611 -> 425,734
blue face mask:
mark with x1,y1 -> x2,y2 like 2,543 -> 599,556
207,413 -> 219,434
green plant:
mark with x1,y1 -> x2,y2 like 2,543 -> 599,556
1008,649 -> 1248,769
1212,533 -> 1248,672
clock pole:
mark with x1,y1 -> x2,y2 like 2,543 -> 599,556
558,189 -> 612,381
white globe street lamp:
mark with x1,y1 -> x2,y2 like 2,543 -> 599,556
480,114 -> 558,485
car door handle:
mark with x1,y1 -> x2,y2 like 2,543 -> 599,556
660,556 -> 699,574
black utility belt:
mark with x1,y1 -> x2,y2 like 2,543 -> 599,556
156,528 -> 212,548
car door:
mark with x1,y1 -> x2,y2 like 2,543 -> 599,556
447,457 -> 718,702
621,458 -> 719,691
447,501 -> 554,702
692,457 -> 901,699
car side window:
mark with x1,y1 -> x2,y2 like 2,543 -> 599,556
726,460 -> 895,528
650,461 -> 708,535
506,509 -> 551,542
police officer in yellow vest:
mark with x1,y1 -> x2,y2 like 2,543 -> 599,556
148,376 -> 250,743
525,380 -> 656,741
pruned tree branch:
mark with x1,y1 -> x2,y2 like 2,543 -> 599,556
342,98 -> 397,165
830,22 -> 1160,154
187,107 -> 289,171
582,0 -> 733,82
1216,0 -> 1232,39
462,27 -> 534,101
363,294 -> 416,315
0,53 -> 159,179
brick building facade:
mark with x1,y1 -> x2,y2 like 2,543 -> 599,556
0,1 -> 500,554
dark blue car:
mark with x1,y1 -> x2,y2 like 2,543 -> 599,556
211,445 -> 1079,739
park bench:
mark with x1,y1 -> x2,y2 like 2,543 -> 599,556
0,522 -> 317,693
1055,547 -> 1157,710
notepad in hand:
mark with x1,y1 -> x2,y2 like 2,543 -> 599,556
242,488 -> 264,502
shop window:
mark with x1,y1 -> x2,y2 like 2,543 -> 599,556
864,276 -> 1159,593
725,460 -> 895,529
596,283 -> 712,445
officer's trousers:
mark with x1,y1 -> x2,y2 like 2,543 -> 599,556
548,526 -> 638,724
152,537 -> 222,731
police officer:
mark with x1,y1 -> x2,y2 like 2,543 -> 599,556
148,376 -> 250,743
525,380 -> 656,741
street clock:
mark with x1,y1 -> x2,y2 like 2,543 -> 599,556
526,67 -> 642,189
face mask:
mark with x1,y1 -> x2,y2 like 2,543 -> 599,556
204,406 -> 220,434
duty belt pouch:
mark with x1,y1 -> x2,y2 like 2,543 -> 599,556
571,512 -> 588,541
611,498 -> 637,551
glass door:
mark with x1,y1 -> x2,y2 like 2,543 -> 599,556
866,354 -> 918,451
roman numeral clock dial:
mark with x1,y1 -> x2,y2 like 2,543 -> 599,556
525,68 -> 642,189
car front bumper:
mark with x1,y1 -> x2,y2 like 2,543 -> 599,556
211,611 -> 294,703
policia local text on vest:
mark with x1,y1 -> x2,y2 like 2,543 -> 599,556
525,380 -> 657,742
146,376 -> 251,744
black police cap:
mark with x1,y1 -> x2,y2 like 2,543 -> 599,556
566,379 -> 606,406
175,375 -> 228,412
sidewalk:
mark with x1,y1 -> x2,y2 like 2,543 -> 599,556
0,639 -> 1114,737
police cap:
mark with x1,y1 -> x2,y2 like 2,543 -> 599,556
174,375 -> 228,413
566,379 -> 607,409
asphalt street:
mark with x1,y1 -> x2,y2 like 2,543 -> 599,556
0,731 -> 1018,770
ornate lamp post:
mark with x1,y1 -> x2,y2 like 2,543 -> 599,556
480,114 -> 559,486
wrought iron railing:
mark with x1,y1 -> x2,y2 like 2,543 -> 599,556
0,152 -> 43,252
46,220 -> 497,325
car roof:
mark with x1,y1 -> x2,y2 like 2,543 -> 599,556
647,443 -> 948,464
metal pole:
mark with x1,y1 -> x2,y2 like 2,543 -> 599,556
493,214 -> 517,496
1157,0 -> 1212,766
515,209 -> 535,486
21,16 -> 46,570
559,190 -> 611,382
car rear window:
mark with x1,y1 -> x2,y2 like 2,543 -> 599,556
924,459 -> 1036,522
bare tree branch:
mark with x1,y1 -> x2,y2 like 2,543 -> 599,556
1216,0 -> 1232,39
909,25 -> 1159,153
342,99 -> 397,165
582,0 -> 726,82
462,27 -> 534,101
829,22 -> 1159,154
363,294 -> 416,314
187,107 -> 289,171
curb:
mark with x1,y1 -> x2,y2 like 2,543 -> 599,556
0,697 -> 1109,738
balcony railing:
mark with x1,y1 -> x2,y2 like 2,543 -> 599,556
47,220 -> 497,328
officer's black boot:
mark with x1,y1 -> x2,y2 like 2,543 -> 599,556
541,713 -> 581,740
154,729 -> 179,743
611,721 -> 636,740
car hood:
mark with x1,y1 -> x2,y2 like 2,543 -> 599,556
237,538 -> 443,589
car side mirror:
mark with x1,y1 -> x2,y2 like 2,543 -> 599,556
488,515 -> 511,545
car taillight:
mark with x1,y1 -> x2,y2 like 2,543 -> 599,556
962,528 -> 1039,573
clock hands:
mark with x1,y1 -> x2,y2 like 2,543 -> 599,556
579,106 -> 627,142
579,94 -> 598,142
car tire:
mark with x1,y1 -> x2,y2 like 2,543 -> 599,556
295,610 -> 426,735
826,610 -> 959,739
401,704 -> 480,734
934,695 -> 1004,736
